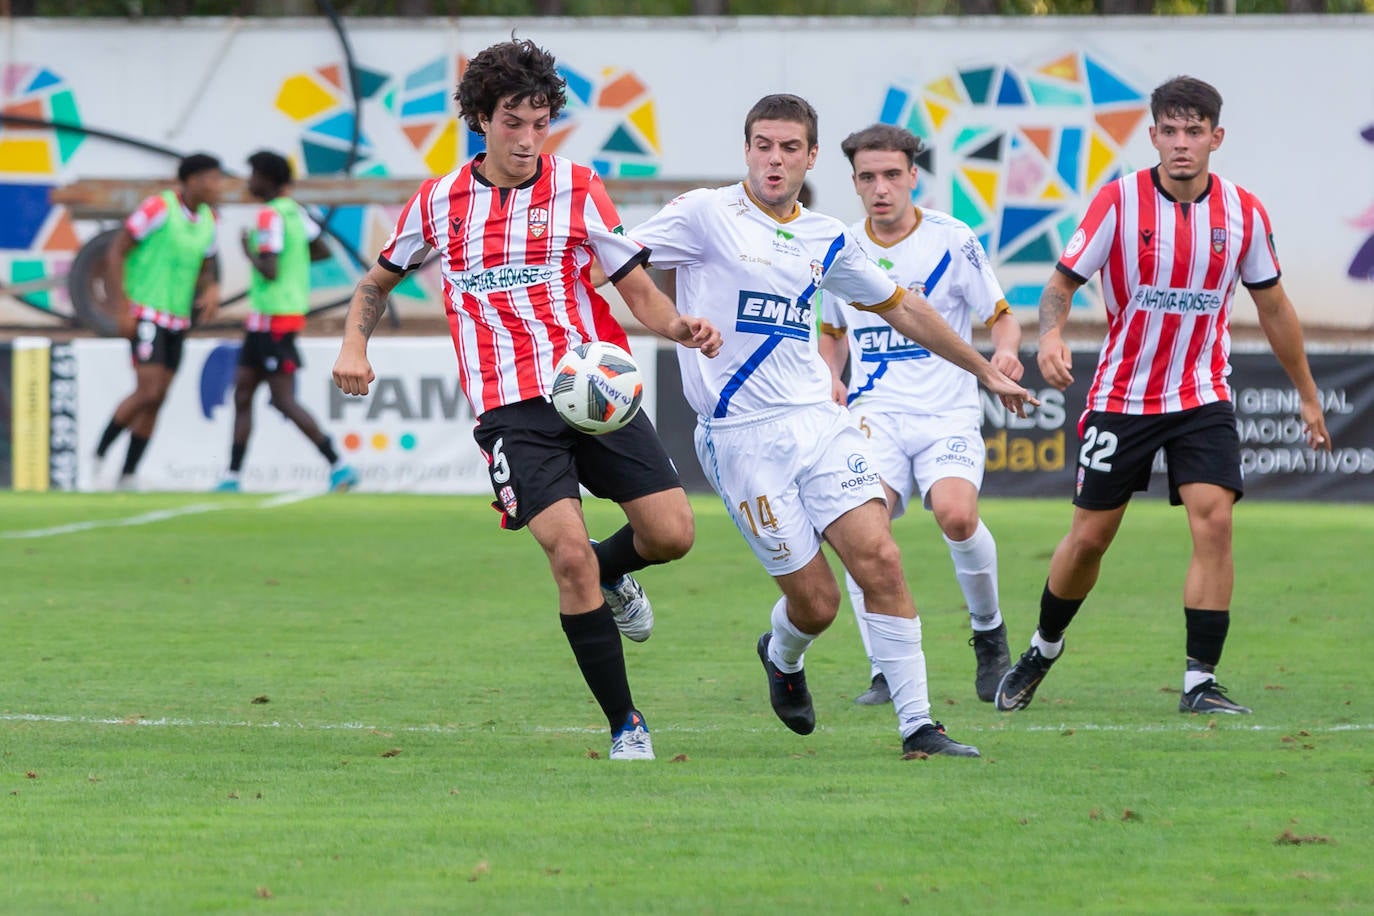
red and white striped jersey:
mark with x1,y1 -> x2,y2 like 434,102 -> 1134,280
379,154 -> 645,416
1059,166 -> 1280,415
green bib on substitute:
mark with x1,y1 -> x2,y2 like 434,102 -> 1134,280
124,190 -> 216,319
249,197 -> 313,316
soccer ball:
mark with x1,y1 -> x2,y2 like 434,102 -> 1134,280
550,341 -> 644,435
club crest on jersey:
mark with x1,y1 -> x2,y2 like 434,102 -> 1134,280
809,259 -> 825,287
1211,228 -> 1226,253
528,208 -> 549,239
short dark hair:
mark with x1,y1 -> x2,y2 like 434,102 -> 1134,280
247,150 -> 293,188
1151,76 -> 1223,128
744,94 -> 818,149
840,123 -> 925,169
456,38 -> 567,136
177,153 -> 221,182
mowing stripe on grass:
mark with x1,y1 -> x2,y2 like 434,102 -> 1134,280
1,493 -> 319,539
2,712 -> 1369,735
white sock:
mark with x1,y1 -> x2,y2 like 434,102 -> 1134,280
223,471 -> 241,482
845,570 -> 881,680
1031,630 -> 1064,660
861,610 -> 932,738
945,519 -> 1002,632
1183,669 -> 1216,693
768,596 -> 814,674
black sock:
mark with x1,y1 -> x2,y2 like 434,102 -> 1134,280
229,441 -> 248,473
561,604 -> 634,730
121,435 -> 150,476
1038,582 -> 1085,644
96,419 -> 125,458
316,437 -> 339,466
593,525 -> 658,585
1185,607 -> 1230,672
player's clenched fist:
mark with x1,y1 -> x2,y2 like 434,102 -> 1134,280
333,351 -> 375,397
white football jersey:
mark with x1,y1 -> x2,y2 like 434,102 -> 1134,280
820,208 -> 1008,417
632,183 -> 900,420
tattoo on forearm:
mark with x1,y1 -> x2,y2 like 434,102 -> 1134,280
1039,287 -> 1069,337
356,281 -> 386,337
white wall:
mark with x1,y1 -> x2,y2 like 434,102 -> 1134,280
2,16 -> 1372,327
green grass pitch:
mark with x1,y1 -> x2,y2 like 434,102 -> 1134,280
2,491 -> 1370,913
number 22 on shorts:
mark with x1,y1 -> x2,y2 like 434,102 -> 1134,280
1079,426 -> 1118,471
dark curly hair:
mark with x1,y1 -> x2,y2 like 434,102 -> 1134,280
456,38 -> 567,136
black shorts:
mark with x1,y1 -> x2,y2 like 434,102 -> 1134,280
239,330 -> 303,375
1073,401 -> 1243,509
131,320 -> 186,372
471,397 -> 682,531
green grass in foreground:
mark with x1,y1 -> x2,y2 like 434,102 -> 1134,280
1,492 -> 1371,914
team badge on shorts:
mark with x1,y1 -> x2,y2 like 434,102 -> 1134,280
1211,228 -> 1226,254
499,485 -> 518,518
1076,465 -> 1086,496
528,207 -> 549,239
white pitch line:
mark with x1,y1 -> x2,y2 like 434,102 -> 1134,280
1,492 -> 319,540
2,712 -> 1371,736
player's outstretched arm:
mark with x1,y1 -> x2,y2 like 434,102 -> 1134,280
614,264 -> 721,358
333,263 -> 402,397
1250,281 -> 1332,451
1036,270 -> 1081,390
882,288 -> 1038,416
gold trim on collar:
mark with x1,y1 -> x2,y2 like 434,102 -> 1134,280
864,206 -> 923,248
742,181 -> 801,224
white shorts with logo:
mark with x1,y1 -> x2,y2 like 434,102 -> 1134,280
849,407 -> 985,521
695,401 -> 886,576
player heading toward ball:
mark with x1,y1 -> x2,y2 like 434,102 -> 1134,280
331,38 -> 721,761
995,76 -> 1332,716
631,93 -> 1034,759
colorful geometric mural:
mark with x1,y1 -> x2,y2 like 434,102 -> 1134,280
1349,124 -> 1374,283
273,62 -> 430,302
551,64 -> 661,178
271,58 -> 663,305
0,63 -> 84,309
879,52 -> 1147,306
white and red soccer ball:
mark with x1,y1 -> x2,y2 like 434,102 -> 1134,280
550,341 -> 644,435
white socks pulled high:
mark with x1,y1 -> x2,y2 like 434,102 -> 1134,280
860,610 -> 932,738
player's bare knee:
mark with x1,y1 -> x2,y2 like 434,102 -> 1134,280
938,510 -> 979,542
546,541 -> 598,594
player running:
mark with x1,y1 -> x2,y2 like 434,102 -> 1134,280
94,153 -> 223,489
819,124 -> 1019,705
631,94 -> 1034,759
995,76 -> 1332,716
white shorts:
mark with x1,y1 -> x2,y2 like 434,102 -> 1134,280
695,401 -> 886,576
849,408 -> 985,521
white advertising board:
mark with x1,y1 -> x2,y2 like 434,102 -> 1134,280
74,334 -> 659,494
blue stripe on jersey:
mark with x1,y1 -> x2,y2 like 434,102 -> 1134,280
846,249 -> 954,404
713,335 -> 784,418
924,250 -> 952,296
